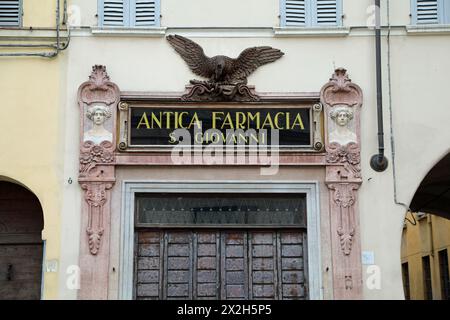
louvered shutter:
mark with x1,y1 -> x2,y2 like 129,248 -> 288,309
0,0 -> 21,26
415,0 -> 439,24
132,0 -> 159,26
445,0 -> 450,24
282,0 -> 307,26
101,0 -> 126,26
315,0 -> 339,26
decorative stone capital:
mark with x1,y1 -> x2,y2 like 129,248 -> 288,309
321,68 -> 363,108
78,65 -> 120,106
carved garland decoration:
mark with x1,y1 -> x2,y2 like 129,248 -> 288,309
80,182 -> 113,255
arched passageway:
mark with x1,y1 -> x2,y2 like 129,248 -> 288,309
0,181 -> 44,300
410,153 -> 450,219
401,153 -> 450,300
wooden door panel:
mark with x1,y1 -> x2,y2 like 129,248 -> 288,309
249,231 -> 278,299
0,244 -> 43,300
221,232 -> 248,299
135,229 -> 307,300
136,231 -> 162,300
193,231 -> 219,300
164,231 -> 192,300
278,231 -> 307,300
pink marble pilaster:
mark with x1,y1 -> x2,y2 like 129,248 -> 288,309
321,68 -> 364,299
77,66 -> 120,299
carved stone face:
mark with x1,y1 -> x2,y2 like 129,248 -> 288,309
336,112 -> 350,127
93,110 -> 106,125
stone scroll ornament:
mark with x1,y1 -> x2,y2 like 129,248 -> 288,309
166,35 -> 284,102
78,65 -> 119,256
321,68 -> 363,299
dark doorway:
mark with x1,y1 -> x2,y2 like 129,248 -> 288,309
0,181 -> 44,300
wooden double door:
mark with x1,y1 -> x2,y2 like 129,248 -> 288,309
135,229 -> 307,300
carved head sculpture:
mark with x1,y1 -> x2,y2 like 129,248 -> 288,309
330,106 -> 354,127
329,105 -> 357,146
84,105 -> 113,144
86,105 -> 112,125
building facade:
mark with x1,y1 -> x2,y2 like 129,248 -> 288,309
0,0 -> 69,299
1,0 -> 450,300
401,213 -> 450,300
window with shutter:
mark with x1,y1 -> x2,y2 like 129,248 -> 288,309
315,0 -> 340,25
280,0 -> 341,27
101,0 -> 126,26
99,0 -> 160,27
132,0 -> 159,27
282,0 -> 308,26
0,0 -> 21,27
414,0 -> 440,24
445,0 -> 450,23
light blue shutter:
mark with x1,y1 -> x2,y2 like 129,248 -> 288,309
0,0 -> 21,26
314,0 -> 341,26
443,0 -> 450,23
100,0 -> 126,26
414,0 -> 439,24
281,0 -> 307,26
131,0 -> 160,26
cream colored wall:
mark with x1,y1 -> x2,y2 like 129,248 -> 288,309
71,0 -> 391,28
161,0 -> 279,27
58,0 -> 450,299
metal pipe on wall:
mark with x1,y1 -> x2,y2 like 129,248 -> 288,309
0,0 -> 70,58
370,0 -> 389,172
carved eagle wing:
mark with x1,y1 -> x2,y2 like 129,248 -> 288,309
166,35 -> 213,78
230,46 -> 284,81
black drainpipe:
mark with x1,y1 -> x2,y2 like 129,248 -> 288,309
370,0 -> 389,172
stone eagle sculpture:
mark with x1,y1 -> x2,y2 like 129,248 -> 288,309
167,34 -> 284,86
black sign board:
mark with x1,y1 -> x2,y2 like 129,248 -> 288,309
129,107 -> 311,147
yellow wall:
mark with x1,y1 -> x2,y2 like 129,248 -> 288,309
401,214 -> 450,300
22,0 -> 60,28
0,0 -> 66,299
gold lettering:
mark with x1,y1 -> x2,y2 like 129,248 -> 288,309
212,112 -> 224,129
274,112 -> 285,129
178,112 -> 188,129
221,113 -> 234,129
249,133 -> 259,143
292,113 -> 305,130
168,132 -> 177,144
165,112 -> 174,129
261,113 -> 275,129
137,112 -> 150,129
194,132 -> 203,144
189,112 -> 201,129
236,112 -> 246,129
238,132 -> 248,144
150,112 -> 162,129
247,112 -> 260,129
